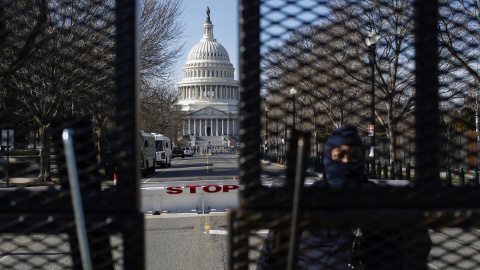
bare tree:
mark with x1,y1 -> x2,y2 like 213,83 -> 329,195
0,0 -> 49,84
438,0 -> 480,123
262,1 -> 420,162
320,0 -> 420,162
140,0 -> 185,83
3,0 -> 116,181
438,0 -> 480,86
0,0 -> 49,143
139,0 -> 185,138
262,23 -> 368,155
140,80 -> 181,140
1,0 -> 185,181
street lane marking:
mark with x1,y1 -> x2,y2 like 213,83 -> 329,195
206,154 -> 209,173
204,216 -> 213,269
206,229 -> 269,235
207,230 -> 228,235
204,217 -> 211,232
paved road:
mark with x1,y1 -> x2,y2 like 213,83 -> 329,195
140,153 -> 321,187
142,153 -> 239,183
145,213 -> 258,270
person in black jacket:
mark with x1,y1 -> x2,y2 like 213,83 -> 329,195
256,125 -> 431,270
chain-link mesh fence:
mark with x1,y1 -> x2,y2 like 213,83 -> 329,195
232,0 -> 480,269
0,1 -> 142,269
3,0 -> 480,269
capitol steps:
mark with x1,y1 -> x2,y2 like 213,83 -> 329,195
194,136 -> 226,146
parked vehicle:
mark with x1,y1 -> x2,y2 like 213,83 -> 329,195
182,147 -> 193,157
172,148 -> 185,158
153,134 -> 172,168
140,131 -> 156,177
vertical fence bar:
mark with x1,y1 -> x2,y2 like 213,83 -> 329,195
372,159 -> 376,177
377,160 -> 381,179
287,134 -> 309,270
390,162 -> 395,180
413,0 -> 440,184
62,129 -> 93,270
115,0 -> 144,269
397,162 -> 403,180
366,158 -> 370,176
473,168 -> 479,186
406,163 -> 411,180
239,0 -> 262,198
458,167 -> 465,186
116,0 -> 140,209
446,166 -> 452,186
383,161 -> 388,180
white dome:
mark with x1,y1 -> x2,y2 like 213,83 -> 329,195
186,14 -> 230,62
187,41 -> 230,61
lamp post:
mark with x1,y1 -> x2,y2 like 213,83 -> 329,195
365,29 -> 378,176
265,107 -> 269,153
290,88 -> 297,130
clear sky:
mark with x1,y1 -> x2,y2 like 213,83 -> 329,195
174,0 -> 239,82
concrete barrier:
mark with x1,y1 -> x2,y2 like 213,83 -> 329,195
141,180 -> 239,214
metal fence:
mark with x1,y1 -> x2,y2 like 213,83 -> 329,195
232,0 -> 480,269
2,1 -> 480,269
0,1 -> 142,269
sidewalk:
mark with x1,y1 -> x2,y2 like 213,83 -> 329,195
0,176 -> 59,188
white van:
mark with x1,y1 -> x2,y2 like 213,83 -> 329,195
140,131 -> 156,177
153,134 -> 172,168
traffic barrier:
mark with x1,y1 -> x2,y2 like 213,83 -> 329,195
141,180 -> 239,214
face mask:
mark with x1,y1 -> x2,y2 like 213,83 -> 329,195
323,126 -> 365,187
324,156 -> 365,187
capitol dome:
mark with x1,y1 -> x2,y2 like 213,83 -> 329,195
187,41 -> 230,62
186,13 -> 230,62
177,7 -> 239,148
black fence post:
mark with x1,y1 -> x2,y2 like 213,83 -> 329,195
390,162 -> 395,180
376,160 -> 381,179
446,166 -> 452,186
366,159 -> 370,176
472,168 -> 479,186
383,161 -> 388,180
397,162 -> 403,180
406,163 -> 411,181
458,167 -> 465,186
372,158 -> 376,176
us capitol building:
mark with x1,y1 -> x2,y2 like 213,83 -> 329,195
176,8 -> 239,148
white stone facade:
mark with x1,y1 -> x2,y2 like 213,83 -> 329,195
177,9 -> 239,147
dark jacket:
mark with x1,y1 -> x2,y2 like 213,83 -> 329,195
256,226 -> 358,270
256,179 -> 432,270
257,126 -> 431,269
256,180 -> 368,270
